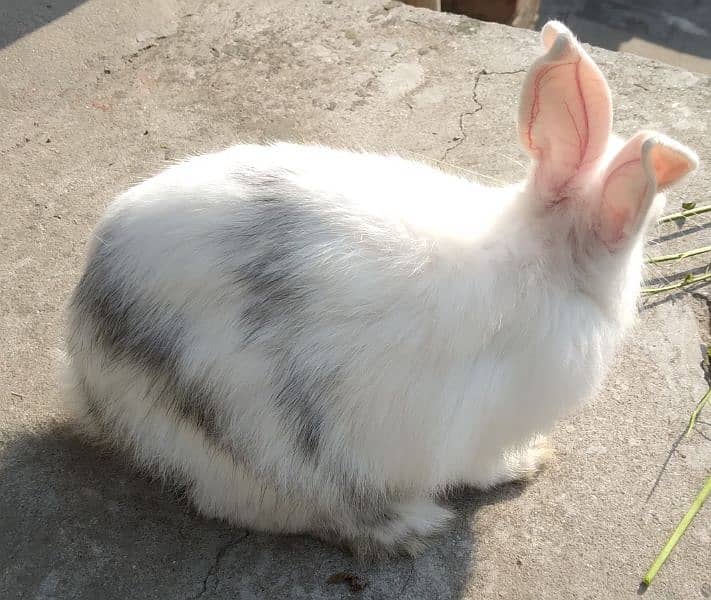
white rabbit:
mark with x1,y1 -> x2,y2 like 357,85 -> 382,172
65,21 -> 698,555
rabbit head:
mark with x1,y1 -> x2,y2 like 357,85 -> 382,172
514,21 -> 698,315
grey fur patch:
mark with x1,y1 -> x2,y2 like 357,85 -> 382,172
237,169 -> 295,191
70,227 -> 227,449
70,226 -> 183,368
156,374 -> 223,443
273,360 -> 341,460
235,245 -> 310,343
212,186 -> 325,344
216,192 -> 347,463
341,476 -> 397,516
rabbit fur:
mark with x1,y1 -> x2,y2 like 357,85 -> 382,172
65,21 -> 698,555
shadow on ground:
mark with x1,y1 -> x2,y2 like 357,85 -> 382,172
539,0 -> 711,68
0,0 -> 87,49
0,423 -> 530,599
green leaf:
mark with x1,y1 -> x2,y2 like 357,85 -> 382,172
681,202 -> 696,210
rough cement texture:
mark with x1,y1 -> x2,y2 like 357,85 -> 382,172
1,1 -> 710,599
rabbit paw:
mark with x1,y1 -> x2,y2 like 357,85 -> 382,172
468,435 -> 553,489
345,498 -> 454,558
499,435 -> 553,483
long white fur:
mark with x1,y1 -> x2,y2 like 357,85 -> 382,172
65,21 -> 697,554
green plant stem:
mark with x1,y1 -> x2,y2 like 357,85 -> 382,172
642,476 -> 711,586
641,272 -> 711,295
646,245 -> 711,264
658,204 -> 711,223
685,387 -> 711,437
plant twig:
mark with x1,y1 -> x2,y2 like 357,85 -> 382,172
646,245 -> 711,264
642,475 -> 711,586
641,271 -> 711,295
657,204 -> 711,223
685,387 -> 711,437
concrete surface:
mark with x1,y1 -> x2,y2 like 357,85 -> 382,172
538,0 -> 711,74
1,1 -> 710,598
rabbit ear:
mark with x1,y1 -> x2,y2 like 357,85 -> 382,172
519,21 -> 612,203
596,131 -> 698,247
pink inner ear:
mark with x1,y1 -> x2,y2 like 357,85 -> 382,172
597,132 -> 698,247
597,133 -> 652,247
518,29 -> 612,201
600,159 -> 649,246
649,144 -> 694,189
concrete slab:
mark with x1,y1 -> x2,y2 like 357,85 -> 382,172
1,1 -> 709,598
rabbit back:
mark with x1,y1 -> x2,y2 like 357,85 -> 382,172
66,143 -> 506,512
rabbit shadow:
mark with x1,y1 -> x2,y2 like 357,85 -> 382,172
538,1 -> 711,62
648,220 -> 711,245
0,421 -> 529,600
638,262 -> 711,310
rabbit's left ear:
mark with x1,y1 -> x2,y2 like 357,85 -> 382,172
596,132 -> 698,247
518,21 -> 612,203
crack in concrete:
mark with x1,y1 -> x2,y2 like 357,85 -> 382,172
190,531 -> 250,600
398,564 -> 416,597
690,291 -> 711,367
442,68 -> 525,162
646,427 -> 687,502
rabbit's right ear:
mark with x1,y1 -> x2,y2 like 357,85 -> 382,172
518,21 -> 612,204
596,131 -> 698,247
